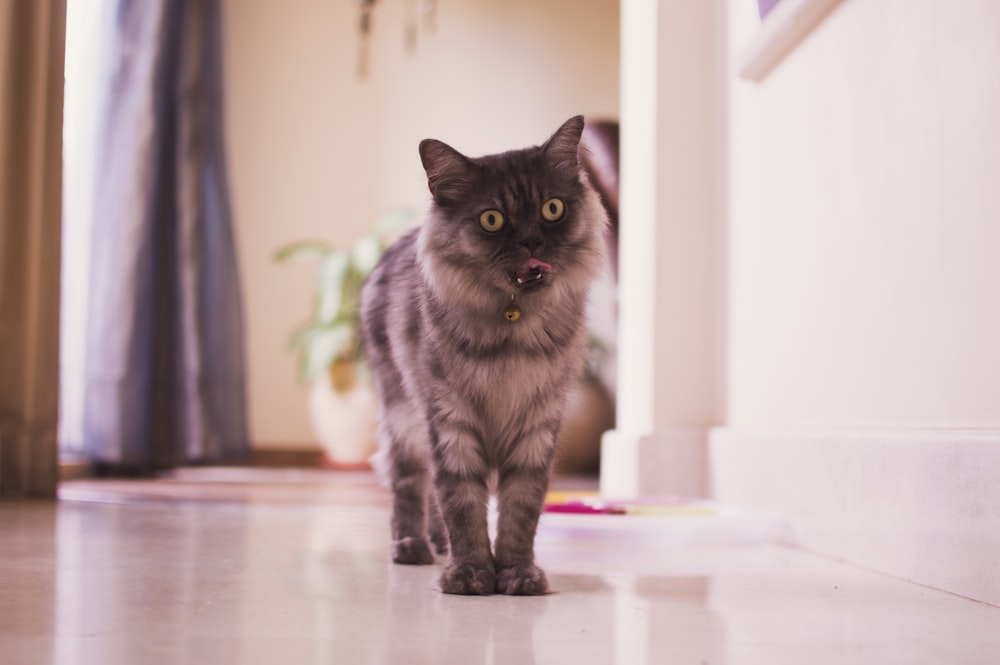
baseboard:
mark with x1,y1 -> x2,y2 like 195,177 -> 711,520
247,447 -> 326,468
58,446 -> 332,480
59,457 -> 93,481
709,427 -> 1000,607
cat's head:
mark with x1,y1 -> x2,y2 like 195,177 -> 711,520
416,116 -> 607,314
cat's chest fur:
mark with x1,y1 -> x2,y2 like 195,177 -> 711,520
419,294 -> 585,430
413,310 -> 583,472
439,323 -> 578,412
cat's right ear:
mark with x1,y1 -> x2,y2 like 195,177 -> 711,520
419,139 -> 474,205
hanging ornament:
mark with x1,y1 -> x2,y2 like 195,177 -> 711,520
354,0 -> 437,79
421,0 -> 437,33
357,0 -> 376,79
405,0 -> 419,53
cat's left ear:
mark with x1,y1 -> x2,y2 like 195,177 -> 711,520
419,139 -> 475,205
542,115 -> 585,172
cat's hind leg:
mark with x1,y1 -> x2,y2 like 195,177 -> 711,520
427,492 -> 449,556
388,456 -> 434,565
384,412 -> 436,565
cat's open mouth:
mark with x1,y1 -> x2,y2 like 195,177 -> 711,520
512,258 -> 552,289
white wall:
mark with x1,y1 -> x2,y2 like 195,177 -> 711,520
713,0 -> 1000,606
601,0 -> 724,499
222,0 -> 620,447
727,0 -> 1000,429
652,0 -> 726,430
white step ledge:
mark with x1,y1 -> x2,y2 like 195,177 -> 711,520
709,427 -> 1000,606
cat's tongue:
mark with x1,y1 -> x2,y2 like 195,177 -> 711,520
514,258 -> 552,286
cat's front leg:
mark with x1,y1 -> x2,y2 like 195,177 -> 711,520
494,459 -> 554,596
434,467 -> 494,595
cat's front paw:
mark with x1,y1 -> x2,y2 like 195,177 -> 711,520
392,537 -> 435,565
439,561 -> 496,596
495,564 -> 549,596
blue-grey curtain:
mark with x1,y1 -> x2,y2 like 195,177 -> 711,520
81,0 -> 248,473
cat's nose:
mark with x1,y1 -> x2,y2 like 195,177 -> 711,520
521,236 -> 544,255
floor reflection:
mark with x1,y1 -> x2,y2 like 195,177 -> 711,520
52,500 -> 254,665
298,502 -> 730,665
1,502 -> 60,665
0,472 -> 993,665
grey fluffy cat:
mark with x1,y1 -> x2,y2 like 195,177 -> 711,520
359,116 -> 607,595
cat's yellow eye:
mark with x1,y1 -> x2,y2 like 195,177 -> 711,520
541,198 -> 565,222
479,209 -> 505,232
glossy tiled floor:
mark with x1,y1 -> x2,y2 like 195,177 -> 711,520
2,469 -> 999,664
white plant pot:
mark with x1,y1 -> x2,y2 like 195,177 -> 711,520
307,366 -> 378,469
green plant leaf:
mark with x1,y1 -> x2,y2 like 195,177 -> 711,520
273,241 -> 333,263
288,321 -> 342,351
351,234 -> 382,274
303,324 -> 354,380
276,208 -> 421,383
316,251 -> 350,324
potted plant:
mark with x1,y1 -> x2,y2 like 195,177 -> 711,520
275,211 -> 412,468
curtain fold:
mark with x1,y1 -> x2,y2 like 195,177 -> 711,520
81,0 -> 248,472
0,0 -> 66,498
